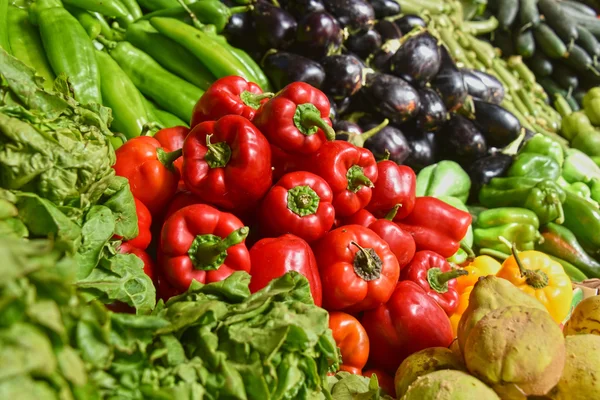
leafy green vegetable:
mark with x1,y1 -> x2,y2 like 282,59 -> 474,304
100,176 -> 138,240
321,372 -> 396,400
75,206 -> 116,279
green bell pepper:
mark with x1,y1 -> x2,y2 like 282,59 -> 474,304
565,182 -> 592,200
520,133 -> 564,167
572,129 -> 600,157
415,160 -> 471,203
591,179 -> 600,204
479,177 -> 566,225
474,207 -> 542,253
562,148 -> 600,184
583,86 -> 600,126
561,111 -> 593,141
506,153 -> 561,180
562,191 -> 600,258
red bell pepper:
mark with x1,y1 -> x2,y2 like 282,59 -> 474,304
329,311 -> 370,375
249,234 -> 322,306
182,115 -> 272,212
306,141 -> 378,217
253,82 -> 336,155
341,206 -> 416,270
159,204 -> 251,291
113,136 -> 181,215
313,225 -> 400,312
154,126 -> 190,176
119,198 -> 152,250
259,171 -> 335,243
271,145 -> 304,182
395,197 -> 472,258
119,242 -> 156,283
190,76 -> 272,128
366,160 -> 416,220
164,190 -> 203,222
402,251 -> 468,316
361,280 -> 454,374
156,268 -> 181,301
363,369 -> 396,398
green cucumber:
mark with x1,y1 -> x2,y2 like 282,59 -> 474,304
534,23 -> 568,59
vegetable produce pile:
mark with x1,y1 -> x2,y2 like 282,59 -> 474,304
3,0 -> 600,398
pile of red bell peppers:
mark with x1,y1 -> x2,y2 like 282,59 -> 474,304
112,76 -> 473,386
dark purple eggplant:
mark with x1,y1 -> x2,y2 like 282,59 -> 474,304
403,130 -> 437,171
470,70 -> 505,104
294,11 -> 344,59
369,39 -> 400,72
467,153 -> 513,201
394,14 -> 426,34
390,32 -> 441,85
439,114 -> 487,166
430,45 -> 467,111
415,88 -> 447,132
253,1 -> 297,50
370,0 -> 401,18
461,68 -> 492,102
334,96 -> 352,115
361,121 -> 411,163
262,51 -> 326,91
321,54 -> 364,99
472,99 -> 521,148
375,20 -> 403,41
346,28 -> 382,59
363,72 -> 421,124
321,0 -> 375,32
327,96 -> 339,121
279,0 -> 325,20
334,119 -> 363,138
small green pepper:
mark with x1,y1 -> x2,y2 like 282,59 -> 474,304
562,148 -> 600,184
474,207 -> 542,253
560,111 -> 593,141
520,133 -> 564,166
565,182 -> 592,200
523,180 -> 566,225
416,160 -> 471,203
571,129 -> 600,157
507,152 -> 561,180
583,87 -> 600,126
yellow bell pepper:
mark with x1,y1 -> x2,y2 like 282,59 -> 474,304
497,249 -> 572,324
450,256 -> 502,335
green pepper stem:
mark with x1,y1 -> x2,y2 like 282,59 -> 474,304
193,227 -> 249,268
427,267 -> 468,293
381,149 -> 391,161
204,134 -> 232,169
346,165 -> 374,193
287,185 -> 320,216
501,236 -> 549,289
240,91 -> 274,110
347,119 -> 389,147
156,148 -> 183,171
479,248 -> 510,261
436,269 -> 469,286
229,5 -> 253,14
384,204 -> 401,221
294,103 -> 336,141
351,241 -> 383,281
460,242 -> 476,260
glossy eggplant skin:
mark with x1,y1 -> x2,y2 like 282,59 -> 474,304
467,153 -> 513,202
390,32 -> 441,85
470,70 -> 505,104
394,14 -> 426,34
294,11 -> 344,60
403,130 -> 437,171
253,1 -> 297,51
346,29 -> 382,59
375,20 -> 403,41
416,88 -> 447,132
439,114 -> 488,167
472,99 -> 521,148
431,45 -> 467,111
369,39 -> 400,72
321,0 -> 375,32
279,0 -> 325,20
334,119 -> 362,140
370,0 -> 401,18
461,68 -> 492,102
361,121 -> 411,164
363,73 -> 421,124
262,52 -> 326,91
334,96 -> 352,115
321,54 -> 364,99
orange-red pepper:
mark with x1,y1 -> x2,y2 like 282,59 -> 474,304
329,311 -> 370,375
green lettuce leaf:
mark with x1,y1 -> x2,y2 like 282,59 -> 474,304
100,176 -> 138,240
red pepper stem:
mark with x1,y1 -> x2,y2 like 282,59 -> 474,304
384,204 -> 401,221
350,241 -> 383,281
427,267 -> 468,293
191,227 -> 249,270
287,185 -> 320,216
205,134 -> 232,169
360,119 -> 389,142
437,269 -> 468,286
294,103 -> 336,141
240,90 -> 274,109
381,150 -> 391,161
156,148 -> 183,171
346,165 -> 374,193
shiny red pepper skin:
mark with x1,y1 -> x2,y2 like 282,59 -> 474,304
341,209 -> 416,270
329,311 -> 370,375
154,126 -> 190,176
182,115 -> 272,212
159,204 -> 251,291
395,197 -> 472,258
305,141 -> 378,217
164,190 -> 203,223
119,242 -> 156,282
313,225 -> 400,313
113,136 -> 181,215
190,76 -> 271,128
259,172 -> 335,243
121,198 -> 152,250
361,280 -> 454,374
402,251 -> 466,315
249,234 -> 322,306
271,145 -> 304,182
366,161 -> 416,220
253,82 -> 336,155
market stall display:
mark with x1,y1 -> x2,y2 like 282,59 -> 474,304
2,0 -> 600,398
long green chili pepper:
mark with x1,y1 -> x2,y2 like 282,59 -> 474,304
7,4 -> 55,90
144,97 -> 189,128
229,47 -> 272,91
0,0 -> 10,54
135,0 -> 179,11
33,3 -> 102,104
90,12 -> 114,40
119,0 -> 143,20
149,17 -> 253,80
65,5 -> 102,40
108,40 -> 203,122
95,50 -> 154,139
61,0 -> 132,20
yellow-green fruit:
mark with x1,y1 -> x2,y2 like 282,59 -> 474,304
563,296 -> 600,336
457,276 -> 547,352
464,305 -> 565,398
545,334 -> 600,399
394,347 -> 467,398
400,370 -> 499,400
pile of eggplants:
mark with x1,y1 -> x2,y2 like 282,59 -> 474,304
222,0 -> 522,178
